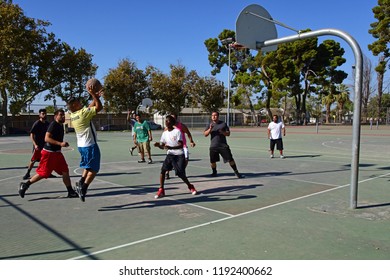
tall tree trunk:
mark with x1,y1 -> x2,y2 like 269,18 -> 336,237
326,103 -> 331,124
1,88 -> 9,135
376,72 -> 383,121
266,90 -> 273,120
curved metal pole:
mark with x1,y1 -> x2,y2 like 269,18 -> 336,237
227,45 -> 231,126
259,29 -> 363,209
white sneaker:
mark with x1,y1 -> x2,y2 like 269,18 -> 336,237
280,155 -> 285,159
270,154 -> 274,158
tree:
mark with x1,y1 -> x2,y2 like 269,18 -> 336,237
147,64 -> 192,115
204,29 -> 259,118
315,40 -> 348,124
43,45 -> 97,105
0,1 -> 95,135
367,93 -> 390,120
254,50 -> 289,120
104,59 -> 148,114
368,0 -> 390,120
360,55 -> 376,122
187,72 -> 225,114
255,33 -> 346,124
322,92 -> 336,123
335,84 -> 350,122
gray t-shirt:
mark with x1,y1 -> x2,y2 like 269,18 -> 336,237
205,120 -> 229,148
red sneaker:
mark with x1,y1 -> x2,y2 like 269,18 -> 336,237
188,184 -> 198,195
154,188 -> 165,199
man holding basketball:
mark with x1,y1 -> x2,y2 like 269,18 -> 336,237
267,115 -> 286,158
67,78 -> 103,202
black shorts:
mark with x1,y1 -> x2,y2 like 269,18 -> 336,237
161,154 -> 186,177
209,145 -> 234,163
270,139 -> 283,151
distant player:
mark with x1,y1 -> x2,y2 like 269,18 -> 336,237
23,109 -> 49,180
133,113 -> 153,164
267,115 -> 286,158
18,109 -> 77,198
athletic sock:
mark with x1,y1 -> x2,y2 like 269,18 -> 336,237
79,177 -> 86,185
230,163 -> 238,172
212,167 -> 217,174
81,183 -> 89,195
26,180 -> 32,187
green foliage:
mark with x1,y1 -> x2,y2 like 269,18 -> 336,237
44,105 -> 55,114
368,0 -> 389,119
204,29 -> 261,119
147,64 -> 191,115
189,73 -> 225,114
0,1 -> 95,134
368,0 -> 390,62
104,59 -> 148,114
367,93 -> 390,119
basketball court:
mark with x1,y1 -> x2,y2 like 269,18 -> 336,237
0,125 -> 389,260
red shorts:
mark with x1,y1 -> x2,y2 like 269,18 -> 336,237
36,150 -> 69,178
31,148 -> 42,162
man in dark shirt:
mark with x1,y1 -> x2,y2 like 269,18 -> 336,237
204,111 -> 243,178
23,109 -> 50,179
19,109 -> 77,198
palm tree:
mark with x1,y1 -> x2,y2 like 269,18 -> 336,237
322,93 -> 336,124
335,84 -> 350,123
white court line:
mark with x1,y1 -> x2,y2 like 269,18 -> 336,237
321,140 -> 350,151
68,171 -> 390,260
276,176 -> 339,187
0,175 -> 27,183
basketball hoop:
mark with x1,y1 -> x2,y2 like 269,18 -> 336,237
236,4 -> 278,52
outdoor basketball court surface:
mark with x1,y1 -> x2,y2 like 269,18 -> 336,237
0,125 -> 389,260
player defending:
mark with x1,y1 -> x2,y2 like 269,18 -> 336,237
67,78 -> 103,202
23,109 -> 49,180
18,109 -> 78,198
165,113 -> 196,179
204,111 -> 243,178
153,115 -> 198,199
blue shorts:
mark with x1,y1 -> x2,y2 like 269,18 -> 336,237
78,144 -> 101,173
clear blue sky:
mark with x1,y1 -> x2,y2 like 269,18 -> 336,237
14,0 -> 379,97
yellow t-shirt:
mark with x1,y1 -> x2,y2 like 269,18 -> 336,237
70,107 -> 97,147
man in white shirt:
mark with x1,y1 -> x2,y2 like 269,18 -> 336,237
153,115 -> 198,199
267,115 -> 286,158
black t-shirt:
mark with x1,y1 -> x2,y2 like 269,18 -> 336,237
205,120 -> 229,148
30,120 -> 49,149
43,121 -> 64,152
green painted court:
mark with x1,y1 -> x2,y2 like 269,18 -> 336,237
0,125 -> 389,260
